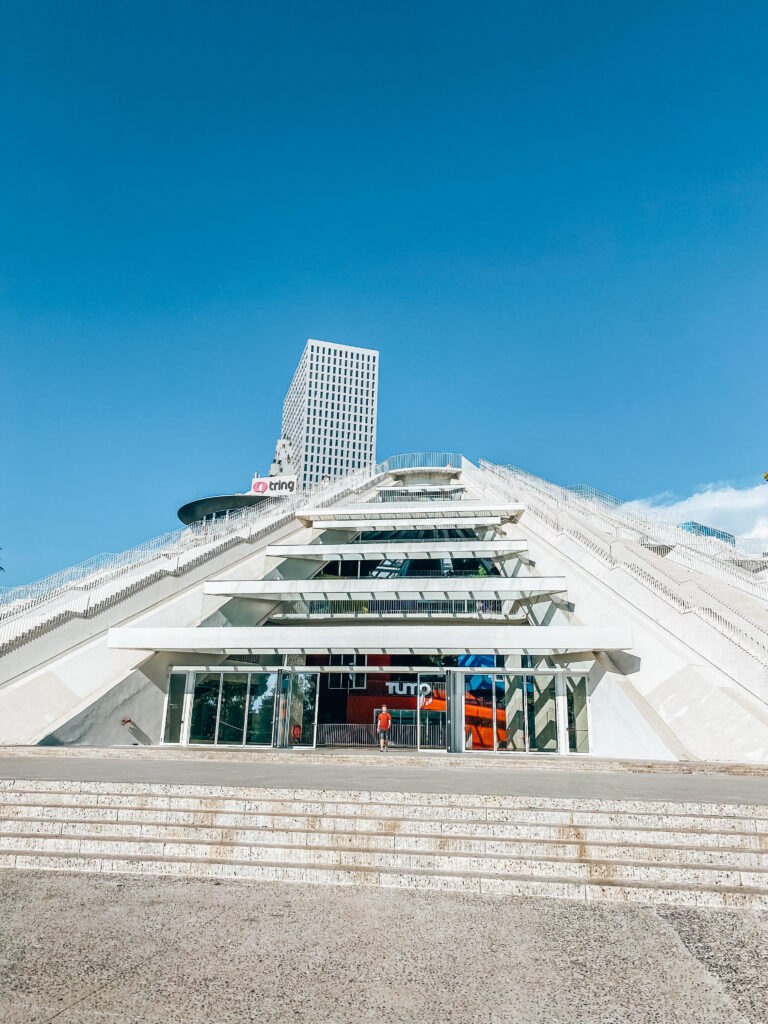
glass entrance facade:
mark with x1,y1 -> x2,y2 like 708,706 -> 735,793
185,671 -> 279,746
464,673 -> 559,752
165,665 -> 589,753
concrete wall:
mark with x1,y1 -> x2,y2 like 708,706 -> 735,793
0,516 -> 310,745
490,504 -> 768,762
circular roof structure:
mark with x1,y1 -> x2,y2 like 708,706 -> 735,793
387,465 -> 462,480
177,493 -> 270,526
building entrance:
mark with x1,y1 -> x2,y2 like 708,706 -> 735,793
164,666 -> 588,753
315,670 -> 446,749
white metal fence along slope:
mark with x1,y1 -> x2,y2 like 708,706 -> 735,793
477,461 -> 768,672
0,453 -> 463,656
481,462 -> 768,597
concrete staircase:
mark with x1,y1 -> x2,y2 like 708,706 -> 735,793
1,779 -> 768,907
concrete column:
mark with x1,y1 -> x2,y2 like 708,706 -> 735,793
180,672 -> 194,746
555,674 -> 569,754
446,671 -> 465,753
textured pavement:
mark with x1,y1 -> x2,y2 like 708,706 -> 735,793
1,870 -> 767,1023
3,754 -> 768,804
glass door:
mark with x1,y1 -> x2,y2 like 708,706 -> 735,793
463,673 -> 495,751
495,675 -> 525,751
162,673 -> 188,744
463,673 -> 559,753
527,675 -> 558,751
417,673 -> 446,750
275,671 -> 319,747
566,675 -> 589,752
188,673 -> 221,744
217,674 -> 248,744
182,671 -> 279,746
246,672 -> 278,745
494,674 -> 557,752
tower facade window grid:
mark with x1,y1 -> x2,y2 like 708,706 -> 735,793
281,339 -> 379,488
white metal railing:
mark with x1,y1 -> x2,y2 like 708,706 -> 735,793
477,460 -> 768,670
273,598 -> 508,619
315,722 -> 443,747
488,462 -> 768,583
0,453 -> 464,655
385,452 -> 463,471
316,723 -> 379,746
371,487 -> 465,503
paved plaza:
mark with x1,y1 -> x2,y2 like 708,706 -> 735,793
3,751 -> 768,1022
2,751 -> 768,805
1,869 -> 768,1024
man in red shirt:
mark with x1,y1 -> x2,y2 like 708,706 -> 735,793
377,705 -> 392,752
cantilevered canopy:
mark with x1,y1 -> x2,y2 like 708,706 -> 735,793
306,517 -> 505,531
177,493 -> 268,525
387,465 -> 461,479
264,540 -> 528,560
376,484 -> 465,492
203,577 -> 567,600
296,502 -> 522,525
108,624 -> 632,655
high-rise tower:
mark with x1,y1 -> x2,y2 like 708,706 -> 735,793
281,339 -> 378,487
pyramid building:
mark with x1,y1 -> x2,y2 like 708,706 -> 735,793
1,452 -> 767,761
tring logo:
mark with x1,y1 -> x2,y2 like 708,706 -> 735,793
251,475 -> 298,496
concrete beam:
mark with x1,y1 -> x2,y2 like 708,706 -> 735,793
204,577 -> 567,600
376,484 -> 465,493
387,466 -> 462,479
263,540 -> 528,560
108,624 -> 632,655
296,502 -> 523,525
307,517 -> 504,531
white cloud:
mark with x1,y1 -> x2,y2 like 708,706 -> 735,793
627,482 -> 768,546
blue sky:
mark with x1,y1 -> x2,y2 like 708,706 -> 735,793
2,1 -> 768,587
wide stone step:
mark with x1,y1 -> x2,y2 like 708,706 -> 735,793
0,804 -> 765,850
3,829 -> 768,888
2,846 -> 768,908
3,779 -> 768,820
3,817 -> 768,866
1,806 -> 764,850
1,794 -> 764,834
3,780 -> 767,906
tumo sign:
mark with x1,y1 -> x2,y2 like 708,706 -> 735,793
251,475 -> 298,495
385,681 -> 432,697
